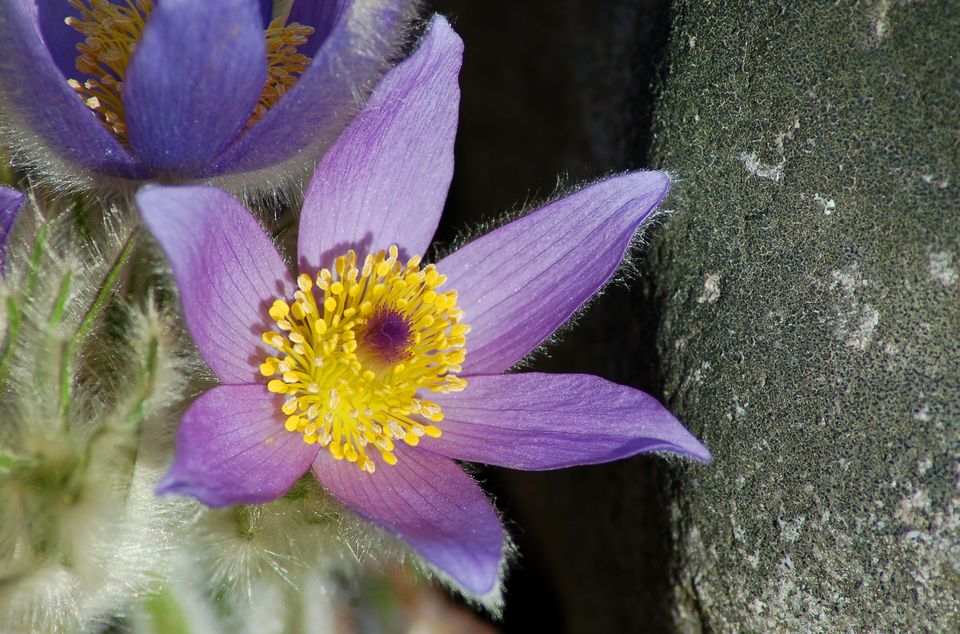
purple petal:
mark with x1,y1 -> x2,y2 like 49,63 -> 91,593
440,171 -> 670,375
124,0 -> 267,176
297,16 -> 461,271
137,185 -> 294,384
0,186 -> 26,267
286,0 -> 350,56
314,444 -> 504,595
213,0 -> 414,175
258,0 -> 273,26
157,384 -> 319,507
0,1 -> 139,177
35,0 -> 83,78
430,372 -> 711,468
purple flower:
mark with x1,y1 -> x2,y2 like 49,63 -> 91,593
137,17 -> 710,597
0,186 -> 26,267
0,0 -> 413,187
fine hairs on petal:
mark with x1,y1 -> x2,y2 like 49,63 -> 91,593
409,521 -> 515,617
0,0 -> 421,200
436,171 -> 670,372
211,0 -> 424,205
0,109 -> 101,197
437,169 -> 664,259
319,459 -> 514,614
410,461 -> 515,615
0,194 -> 196,633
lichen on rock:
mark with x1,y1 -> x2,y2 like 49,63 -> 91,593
648,1 -> 959,631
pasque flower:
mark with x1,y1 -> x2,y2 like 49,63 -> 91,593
0,0 -> 414,188
0,186 -> 25,265
137,17 -> 711,597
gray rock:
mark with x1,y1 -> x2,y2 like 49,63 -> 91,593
648,2 -> 960,631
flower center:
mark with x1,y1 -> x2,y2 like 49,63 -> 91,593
64,0 -> 314,141
259,246 -> 469,474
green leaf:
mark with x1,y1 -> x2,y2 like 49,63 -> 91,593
141,586 -> 194,634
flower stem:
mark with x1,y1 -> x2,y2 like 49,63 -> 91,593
0,451 -> 32,476
75,227 -> 139,344
24,219 -> 49,297
0,295 -> 21,377
0,219 -> 50,378
50,270 -> 73,421
142,586 -> 192,634
61,228 -> 138,425
124,332 -> 159,427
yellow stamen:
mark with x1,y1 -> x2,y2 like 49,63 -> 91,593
249,17 -> 315,126
65,0 -> 153,140
65,1 -> 314,141
261,246 -> 469,473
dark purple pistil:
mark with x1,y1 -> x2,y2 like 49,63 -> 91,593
360,307 -> 414,365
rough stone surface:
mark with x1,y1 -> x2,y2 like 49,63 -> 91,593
648,2 -> 960,631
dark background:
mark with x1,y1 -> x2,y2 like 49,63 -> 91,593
423,2 -> 677,632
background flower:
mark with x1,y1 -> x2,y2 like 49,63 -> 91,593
0,0 -> 416,193
137,16 -> 710,603
0,185 -> 25,266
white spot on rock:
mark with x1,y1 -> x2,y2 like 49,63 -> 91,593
831,266 -> 861,294
778,516 -> 806,543
870,0 -> 919,44
740,118 -> 797,183
740,151 -> 784,182
773,118 -> 800,154
813,193 -> 836,215
692,361 -> 711,383
896,489 -> 931,525
871,0 -> 892,40
680,360 -> 713,393
733,394 -> 748,418
847,306 -> 880,350
928,251 -> 958,287
698,272 -> 722,303
921,173 -> 950,189
830,264 -> 880,350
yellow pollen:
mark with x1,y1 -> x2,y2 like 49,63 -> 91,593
260,246 -> 468,474
65,1 -> 314,141
249,17 -> 315,127
65,0 -> 152,140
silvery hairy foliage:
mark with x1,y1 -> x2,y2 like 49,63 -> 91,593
0,193 -> 398,633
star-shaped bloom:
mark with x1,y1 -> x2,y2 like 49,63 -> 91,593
0,0 -> 413,188
137,17 -> 710,597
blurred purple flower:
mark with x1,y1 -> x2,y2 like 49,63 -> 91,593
0,0 -> 413,187
0,186 -> 26,268
137,17 -> 710,597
